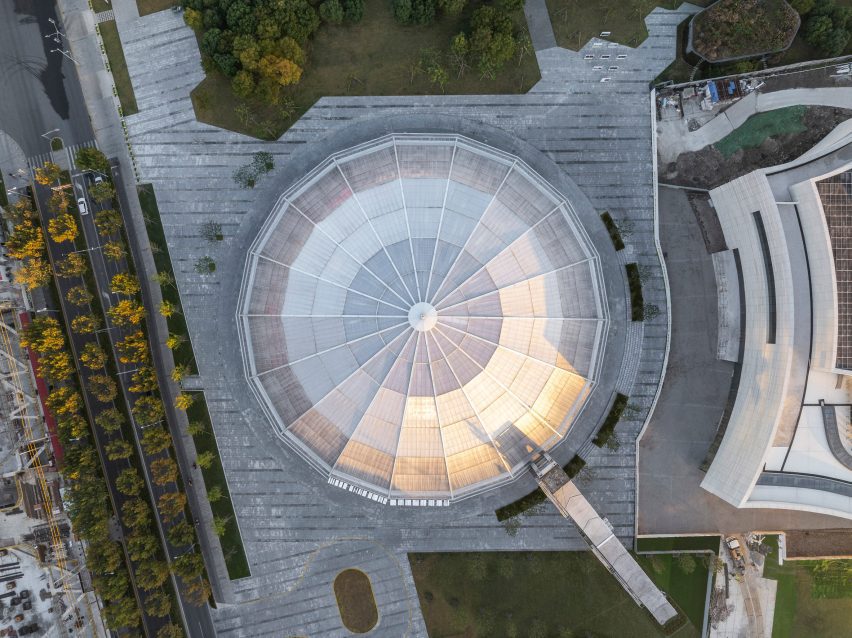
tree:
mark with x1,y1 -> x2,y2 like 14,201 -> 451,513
171,363 -> 191,383
141,426 -> 173,455
498,0 -> 524,12
172,552 -> 204,581
342,0 -> 364,22
790,0 -> 816,13
196,450 -> 216,470
151,457 -> 179,486
257,54 -> 303,87
187,420 -> 206,436
95,209 -> 123,236
468,6 -> 517,78
128,532 -> 160,561
676,553 -> 697,575
34,161 -> 61,185
6,219 -> 45,260
80,342 -> 107,370
194,256 -> 216,274
175,392 -> 195,411
168,520 -> 196,547
48,189 -> 70,215
46,386 -> 82,416
319,0 -> 344,24
129,366 -> 159,393
111,272 -> 140,296
133,395 -> 165,424
54,252 -> 88,278
232,69 -> 256,97
116,468 -> 144,496
57,413 -> 89,440
117,331 -> 150,364
89,181 -> 116,204
105,438 -> 133,461
449,32 -> 470,78
212,515 -> 231,537
136,560 -> 170,591
166,333 -> 186,350
71,313 -> 101,335
21,316 -> 65,353
145,589 -> 172,618
75,147 -> 110,174
206,484 -> 224,503
185,576 -> 212,606
252,151 -> 274,174
393,0 -> 436,25
233,165 -> 257,188
102,240 -> 127,261
438,0 -> 465,15
157,490 -> 187,522
96,407 -> 125,433
66,285 -> 93,306
122,498 -> 151,528
47,213 -> 78,244
39,350 -> 74,383
152,271 -> 175,290
200,220 -> 223,242
802,0 -> 851,56
108,299 -> 146,326
157,622 -> 185,638
159,300 -> 179,318
89,374 -> 118,403
14,259 -> 52,290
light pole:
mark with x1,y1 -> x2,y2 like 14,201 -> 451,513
40,128 -> 60,141
50,48 -> 78,65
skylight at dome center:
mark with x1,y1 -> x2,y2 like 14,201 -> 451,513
238,134 -> 608,502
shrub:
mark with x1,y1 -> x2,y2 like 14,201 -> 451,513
601,211 -> 625,251
691,0 -> 800,61
393,0 -> 436,25
626,263 -> 644,321
495,488 -> 547,521
319,0 -> 344,24
592,393 -> 628,447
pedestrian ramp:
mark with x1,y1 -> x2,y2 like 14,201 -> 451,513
533,454 -> 678,626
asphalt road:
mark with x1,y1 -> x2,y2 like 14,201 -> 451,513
75,166 -> 217,638
0,0 -> 93,157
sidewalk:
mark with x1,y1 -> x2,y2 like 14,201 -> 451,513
55,0 -> 234,605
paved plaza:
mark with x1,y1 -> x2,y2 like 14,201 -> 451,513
114,4 -> 697,636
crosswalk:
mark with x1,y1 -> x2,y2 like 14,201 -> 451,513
95,9 -> 115,23
25,140 -> 98,172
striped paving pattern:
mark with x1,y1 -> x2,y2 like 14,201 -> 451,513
117,5 -> 694,636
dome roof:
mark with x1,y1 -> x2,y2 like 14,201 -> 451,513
238,135 -> 608,502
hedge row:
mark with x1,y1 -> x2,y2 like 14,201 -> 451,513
592,393 -> 629,447
626,262 -> 644,321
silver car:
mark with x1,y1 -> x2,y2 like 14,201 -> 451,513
77,197 -> 88,215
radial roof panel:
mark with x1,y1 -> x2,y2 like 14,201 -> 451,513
239,134 -> 608,502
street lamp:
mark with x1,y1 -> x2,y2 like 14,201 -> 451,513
40,129 -> 60,141
50,48 -> 78,65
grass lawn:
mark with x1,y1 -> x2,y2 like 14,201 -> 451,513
333,569 -> 378,633
714,105 -> 807,156
90,0 -> 112,13
137,184 -> 197,375
186,395 -> 250,580
136,0 -> 177,15
191,0 -> 538,140
409,551 -> 706,637
98,20 -> 138,116
545,0 -> 713,51
637,536 -> 721,553
761,537 -> 852,638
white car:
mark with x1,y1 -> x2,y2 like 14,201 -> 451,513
93,174 -> 104,184
77,198 -> 88,215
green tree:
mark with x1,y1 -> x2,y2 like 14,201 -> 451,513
133,395 -> 165,424
153,270 -> 176,288
319,0 -> 344,24
95,209 -> 123,236
89,181 -> 116,204
136,560 -> 170,590
342,0 -> 364,22
187,420 -> 206,436
66,285 -> 93,306
158,490 -> 187,522
393,0 -> 435,25
438,0 -> 465,15
141,426 -> 173,455
212,515 -> 231,537
196,450 -> 216,470
206,484 -> 224,503
676,553 -> 697,575
151,457 -> 179,486
122,498 -> 152,528
468,6 -> 517,78
145,589 -> 172,618
128,532 -> 160,561
89,374 -> 118,403
105,438 -> 133,461
116,468 -> 145,496
75,147 -> 111,174
168,520 -> 196,547
96,407 -> 125,433
54,252 -> 88,278
172,551 -> 204,581
194,256 -> 216,274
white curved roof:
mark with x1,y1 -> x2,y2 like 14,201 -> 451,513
238,135 -> 607,500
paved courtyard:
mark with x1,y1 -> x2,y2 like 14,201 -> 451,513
114,4 -> 695,636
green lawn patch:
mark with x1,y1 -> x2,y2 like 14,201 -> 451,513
601,211 -> 625,251
98,20 -> 138,116
136,0 -> 178,15
626,262 -> 645,322
593,392 -> 628,447
714,106 -> 807,157
137,184 -> 197,375
637,536 -> 721,553
187,394 -> 250,580
191,0 -> 538,140
333,569 -> 379,633
635,553 -> 711,631
410,551 -> 703,637
546,0 -> 713,51
761,537 -> 852,638
90,0 -> 111,12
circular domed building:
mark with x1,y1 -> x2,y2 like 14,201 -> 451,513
238,134 -> 609,503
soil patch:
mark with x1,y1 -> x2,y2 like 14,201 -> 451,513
660,106 -> 852,189
786,529 -> 852,558
333,569 -> 378,633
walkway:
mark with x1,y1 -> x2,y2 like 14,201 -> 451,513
535,456 -> 677,626
820,401 -> 852,470
524,0 -> 556,52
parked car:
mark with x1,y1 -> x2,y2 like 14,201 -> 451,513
77,198 -> 88,215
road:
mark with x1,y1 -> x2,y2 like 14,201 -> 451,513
73,164 -> 216,638
31,174 -> 167,638
0,0 -> 92,157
